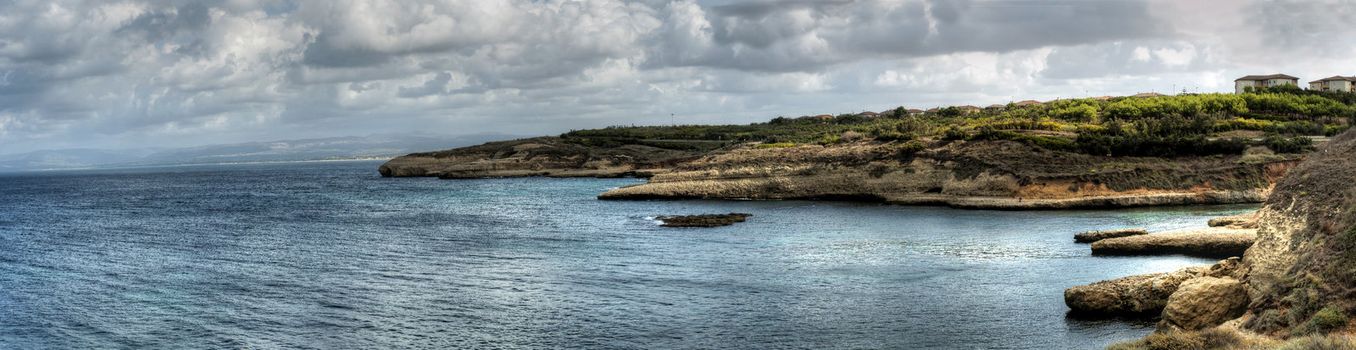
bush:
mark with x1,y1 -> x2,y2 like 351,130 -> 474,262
1106,328 -> 1243,350
1246,309 -> 1289,334
557,90 -> 1350,157
755,142 -> 797,149
1263,136 -> 1314,154
1275,334 -> 1356,350
1296,307 -> 1348,335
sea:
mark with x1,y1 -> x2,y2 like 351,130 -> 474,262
0,160 -> 1255,349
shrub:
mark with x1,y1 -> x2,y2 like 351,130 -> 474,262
1246,309 -> 1289,334
755,142 -> 797,149
1106,328 -> 1243,350
840,130 -> 866,142
1275,334 -> 1356,350
1263,136 -> 1314,154
1296,307 -> 1349,335
942,126 -> 967,141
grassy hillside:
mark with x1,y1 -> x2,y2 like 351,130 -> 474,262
562,87 -> 1354,157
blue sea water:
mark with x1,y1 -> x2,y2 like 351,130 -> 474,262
0,161 -> 1255,349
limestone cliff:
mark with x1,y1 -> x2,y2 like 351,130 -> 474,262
1237,129 -> 1356,336
1099,130 -> 1356,348
598,140 -> 1300,209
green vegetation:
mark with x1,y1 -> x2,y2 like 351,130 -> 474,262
1299,307 -> 1348,335
561,90 -> 1354,157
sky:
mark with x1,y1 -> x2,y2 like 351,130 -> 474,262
1,0 -> 1355,153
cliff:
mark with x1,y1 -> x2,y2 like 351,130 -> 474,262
1101,129 -> 1356,349
378,137 -> 700,178
1237,128 -> 1356,336
597,139 -> 1300,209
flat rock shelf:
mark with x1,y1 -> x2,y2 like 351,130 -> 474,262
655,213 -> 752,228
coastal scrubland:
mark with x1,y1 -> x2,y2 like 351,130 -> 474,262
560,86 -> 1350,157
381,88 -> 1351,209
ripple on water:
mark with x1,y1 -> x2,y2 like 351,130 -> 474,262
0,162 -> 1237,349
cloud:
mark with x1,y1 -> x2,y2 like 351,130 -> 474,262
0,0 -> 1353,153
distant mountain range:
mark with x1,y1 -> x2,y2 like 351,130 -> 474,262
0,133 -> 521,172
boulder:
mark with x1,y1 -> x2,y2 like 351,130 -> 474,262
1065,258 -> 1243,316
1065,266 -> 1204,315
1074,228 -> 1149,243
1090,227 -> 1256,258
1160,277 -> 1249,331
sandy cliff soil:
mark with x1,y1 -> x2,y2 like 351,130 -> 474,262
597,140 -> 1300,209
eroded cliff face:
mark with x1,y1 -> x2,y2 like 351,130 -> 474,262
378,137 -> 699,178
1239,129 -> 1356,336
599,140 -> 1300,209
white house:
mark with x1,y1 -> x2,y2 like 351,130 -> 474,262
1308,76 -> 1356,92
1234,74 -> 1299,93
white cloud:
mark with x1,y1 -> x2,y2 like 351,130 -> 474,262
0,0 -> 1352,153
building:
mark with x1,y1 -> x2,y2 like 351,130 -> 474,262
1132,92 -> 1164,98
1234,74 -> 1298,93
1308,76 -> 1356,92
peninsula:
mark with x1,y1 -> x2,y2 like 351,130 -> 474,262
382,88 -> 1351,209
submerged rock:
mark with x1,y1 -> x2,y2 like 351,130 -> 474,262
655,213 -> 752,228
1160,277 -> 1249,331
1090,227 -> 1255,258
1074,228 -> 1149,243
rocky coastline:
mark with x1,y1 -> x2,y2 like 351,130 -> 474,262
1073,129 -> 1356,349
382,137 -> 1302,210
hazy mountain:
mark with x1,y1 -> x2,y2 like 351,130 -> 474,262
0,133 -> 522,172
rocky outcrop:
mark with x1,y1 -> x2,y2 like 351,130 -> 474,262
1075,228 -> 1149,243
654,213 -> 752,228
1102,129 -> 1356,345
382,136 -> 1300,210
599,140 -> 1300,209
1208,211 -> 1260,229
1236,129 -> 1356,336
1066,267 -> 1206,315
1161,277 -> 1250,331
1090,227 -> 1256,258
1066,258 -> 1243,316
378,137 -> 699,178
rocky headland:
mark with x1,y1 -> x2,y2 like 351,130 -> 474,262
1075,129 -> 1356,349
382,91 -> 1349,210
596,140 -> 1302,209
377,137 -> 701,179
382,137 -> 1301,210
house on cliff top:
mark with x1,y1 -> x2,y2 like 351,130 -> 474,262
1234,74 -> 1298,93
1308,76 -> 1356,92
